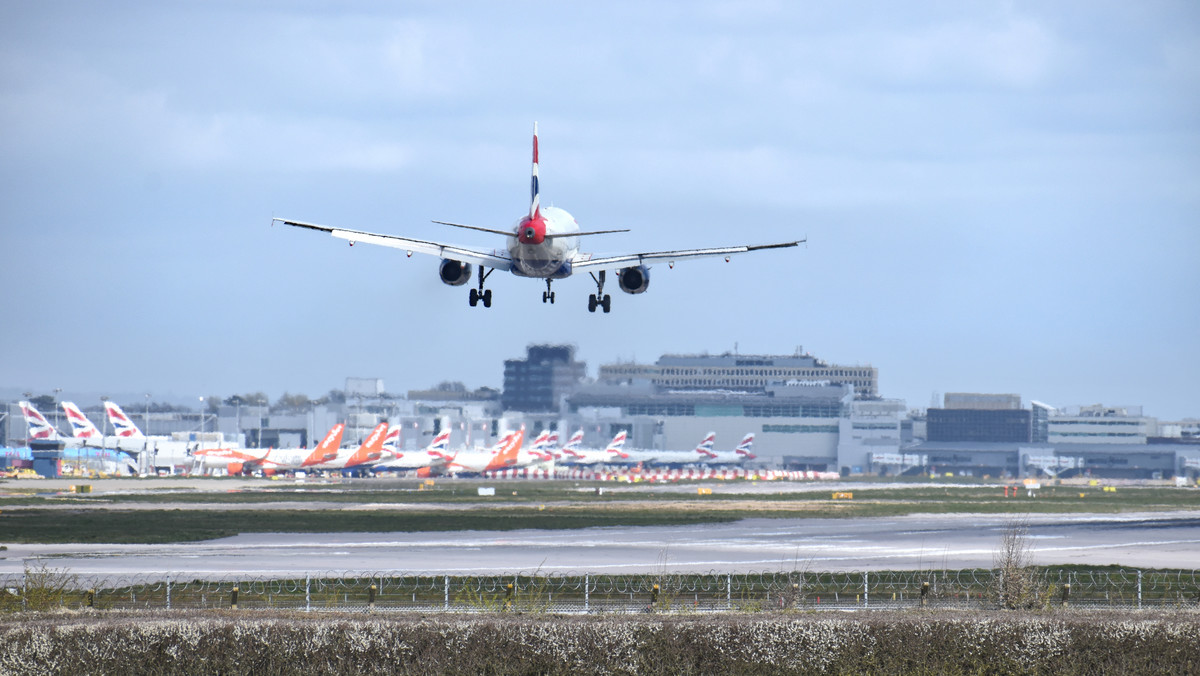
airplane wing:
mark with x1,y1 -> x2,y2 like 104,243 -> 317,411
571,240 -> 802,272
275,218 -> 514,272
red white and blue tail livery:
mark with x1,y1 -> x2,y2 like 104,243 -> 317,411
61,402 -> 104,439
276,124 -> 802,312
103,401 -> 144,438
19,401 -> 61,441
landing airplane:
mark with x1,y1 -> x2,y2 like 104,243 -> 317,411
275,124 -> 802,312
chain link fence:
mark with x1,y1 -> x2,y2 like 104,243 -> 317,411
3,569 -> 1199,614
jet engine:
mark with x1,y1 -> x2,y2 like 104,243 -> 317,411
227,462 -> 245,475
617,265 -> 651,294
439,259 -> 473,286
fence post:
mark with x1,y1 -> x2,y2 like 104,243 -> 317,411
920,581 -> 929,607
1061,583 -> 1070,607
305,575 -> 311,612
368,584 -> 376,611
231,586 -> 239,610
727,574 -> 732,610
584,574 -> 590,614
444,576 -> 449,611
1138,569 -> 1143,610
863,572 -> 869,607
166,576 -> 171,611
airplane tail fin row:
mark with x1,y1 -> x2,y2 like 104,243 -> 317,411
62,402 -> 104,439
103,401 -> 144,438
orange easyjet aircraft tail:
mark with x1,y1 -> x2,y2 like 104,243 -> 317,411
344,423 -> 389,468
301,423 -> 346,467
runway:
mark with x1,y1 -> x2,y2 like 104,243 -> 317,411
5,511 -> 1198,579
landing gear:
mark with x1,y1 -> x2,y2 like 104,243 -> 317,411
542,279 -> 556,304
588,271 -> 612,313
469,267 -> 494,308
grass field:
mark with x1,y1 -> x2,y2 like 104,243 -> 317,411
1,480 -> 1197,544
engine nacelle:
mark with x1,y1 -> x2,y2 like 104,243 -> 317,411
227,462 -> 245,475
439,259 -> 473,286
618,265 -> 651,294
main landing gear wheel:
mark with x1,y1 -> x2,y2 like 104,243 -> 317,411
588,294 -> 611,313
587,270 -> 611,313
470,266 -> 494,308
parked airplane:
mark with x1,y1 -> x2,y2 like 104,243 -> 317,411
60,402 -> 103,441
275,124 -> 802,312
524,430 -> 559,467
373,429 -> 452,473
559,429 -> 627,466
608,431 -> 713,467
307,422 -> 389,472
696,433 -> 756,465
232,423 -> 346,475
438,427 -> 526,475
100,401 -> 236,457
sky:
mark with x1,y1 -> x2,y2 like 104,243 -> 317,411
1,1 -> 1198,419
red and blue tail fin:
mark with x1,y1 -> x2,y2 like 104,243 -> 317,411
62,402 -> 103,439
102,401 -> 143,438
19,401 -> 60,440
530,122 -> 540,220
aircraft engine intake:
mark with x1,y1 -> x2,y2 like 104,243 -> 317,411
439,259 -> 473,286
618,265 -> 650,294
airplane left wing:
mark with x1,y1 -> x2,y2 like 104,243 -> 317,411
275,218 -> 514,272
571,239 -> 802,272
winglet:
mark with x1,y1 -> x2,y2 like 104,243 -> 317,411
530,122 -> 540,220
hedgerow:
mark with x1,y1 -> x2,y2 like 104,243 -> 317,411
1,610 -> 1197,675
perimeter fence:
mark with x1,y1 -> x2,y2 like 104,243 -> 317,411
3,568 -> 1199,614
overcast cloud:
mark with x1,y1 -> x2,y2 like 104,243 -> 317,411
2,1 -> 1197,418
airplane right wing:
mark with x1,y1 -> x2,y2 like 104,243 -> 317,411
571,240 -> 802,272
275,218 -> 514,272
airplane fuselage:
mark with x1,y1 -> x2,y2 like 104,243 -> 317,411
507,206 -> 580,278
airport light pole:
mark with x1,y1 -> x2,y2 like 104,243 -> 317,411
144,393 -> 150,437
198,397 -> 205,436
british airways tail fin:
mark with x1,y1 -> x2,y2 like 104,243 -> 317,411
530,122 -> 540,220
62,402 -> 103,439
735,433 -> 756,458
103,401 -> 144,438
694,432 -> 717,457
19,401 -> 61,441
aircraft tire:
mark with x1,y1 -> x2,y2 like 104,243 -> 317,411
469,288 -> 479,306
482,289 -> 493,308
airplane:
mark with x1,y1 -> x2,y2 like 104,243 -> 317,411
230,423 -> 346,475
100,400 -> 236,457
695,433 -> 757,465
524,429 -> 559,467
60,402 -> 104,441
607,431 -> 714,467
274,124 -> 803,312
438,427 -> 526,475
559,429 -> 627,466
307,422 -> 390,472
373,428 -> 452,473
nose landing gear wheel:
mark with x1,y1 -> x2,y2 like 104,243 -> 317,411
542,280 -> 555,304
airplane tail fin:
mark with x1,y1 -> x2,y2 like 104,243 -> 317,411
735,433 -> 756,459
19,401 -> 60,441
61,402 -> 103,439
606,430 -> 628,459
562,429 -> 584,453
347,422 -> 389,467
103,401 -> 144,438
426,429 -> 452,458
695,432 -> 717,458
302,423 -> 345,467
530,122 -> 540,220
381,426 -> 403,459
